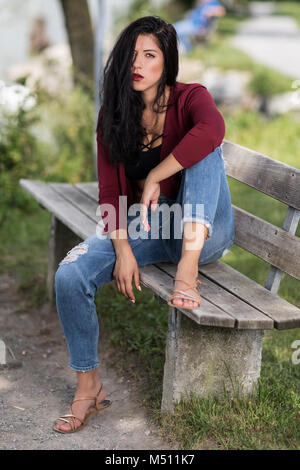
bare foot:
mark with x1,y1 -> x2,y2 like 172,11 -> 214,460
170,258 -> 201,309
54,380 -> 107,432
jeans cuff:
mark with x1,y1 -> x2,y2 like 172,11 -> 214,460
69,362 -> 100,372
181,217 -> 212,238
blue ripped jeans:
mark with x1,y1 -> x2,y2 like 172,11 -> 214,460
54,145 -> 235,372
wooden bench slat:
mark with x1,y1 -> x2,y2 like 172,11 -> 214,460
75,182 -> 99,202
233,206 -> 300,280
49,183 -> 99,221
155,262 -> 274,330
223,140 -> 300,210
139,265 -> 236,328
19,179 -> 96,240
197,260 -> 300,330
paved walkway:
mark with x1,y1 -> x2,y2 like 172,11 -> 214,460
230,1 -> 300,80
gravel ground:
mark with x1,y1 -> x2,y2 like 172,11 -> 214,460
0,273 -> 178,450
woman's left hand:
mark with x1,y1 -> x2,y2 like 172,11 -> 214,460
140,176 -> 160,232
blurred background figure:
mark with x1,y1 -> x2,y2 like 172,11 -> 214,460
173,0 -> 226,54
29,16 -> 51,55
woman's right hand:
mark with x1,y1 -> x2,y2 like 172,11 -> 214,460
113,248 -> 141,303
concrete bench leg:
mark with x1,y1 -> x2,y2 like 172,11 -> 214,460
161,307 -> 264,413
47,214 -> 81,304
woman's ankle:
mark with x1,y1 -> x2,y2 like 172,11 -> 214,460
177,255 -> 199,274
76,369 -> 101,392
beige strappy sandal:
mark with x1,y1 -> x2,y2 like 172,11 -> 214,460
53,383 -> 112,434
167,277 -> 204,309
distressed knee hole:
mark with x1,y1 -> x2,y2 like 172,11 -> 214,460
59,243 -> 89,265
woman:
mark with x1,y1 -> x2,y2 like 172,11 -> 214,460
53,16 -> 234,434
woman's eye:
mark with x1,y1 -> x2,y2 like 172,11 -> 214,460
132,52 -> 155,60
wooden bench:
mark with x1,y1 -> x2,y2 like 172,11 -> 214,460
19,139 -> 300,413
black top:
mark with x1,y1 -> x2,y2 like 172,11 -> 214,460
125,134 -> 163,180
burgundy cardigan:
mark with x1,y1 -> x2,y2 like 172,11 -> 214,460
96,81 -> 225,236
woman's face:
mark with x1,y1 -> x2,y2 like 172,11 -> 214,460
131,34 -> 164,92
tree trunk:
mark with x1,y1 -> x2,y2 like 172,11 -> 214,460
59,0 -> 94,95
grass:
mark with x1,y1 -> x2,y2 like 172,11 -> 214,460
275,1 -> 300,28
158,357 -> 300,450
0,200 -> 51,309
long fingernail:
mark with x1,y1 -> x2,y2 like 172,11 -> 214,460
138,286 -> 142,291
131,299 -> 135,303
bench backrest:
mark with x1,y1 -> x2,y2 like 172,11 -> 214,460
222,140 -> 300,294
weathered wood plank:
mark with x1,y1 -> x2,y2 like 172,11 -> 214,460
19,179 -> 97,240
222,140 -> 300,210
75,182 -> 99,202
233,206 -> 300,280
155,262 -> 273,330
49,183 -> 99,221
198,260 -> 300,330
139,264 -> 236,328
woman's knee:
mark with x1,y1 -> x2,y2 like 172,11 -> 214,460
54,263 -> 79,296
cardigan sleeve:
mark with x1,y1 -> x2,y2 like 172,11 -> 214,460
171,85 -> 225,168
97,108 -> 127,236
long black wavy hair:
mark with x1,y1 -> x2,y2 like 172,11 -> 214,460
97,15 -> 179,167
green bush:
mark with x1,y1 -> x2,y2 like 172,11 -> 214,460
248,67 -> 292,98
0,84 -> 96,227
36,86 -> 95,184
0,101 -> 46,226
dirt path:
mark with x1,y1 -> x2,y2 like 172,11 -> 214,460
0,273 -> 178,450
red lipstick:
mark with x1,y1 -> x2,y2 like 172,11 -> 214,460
132,73 -> 144,81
